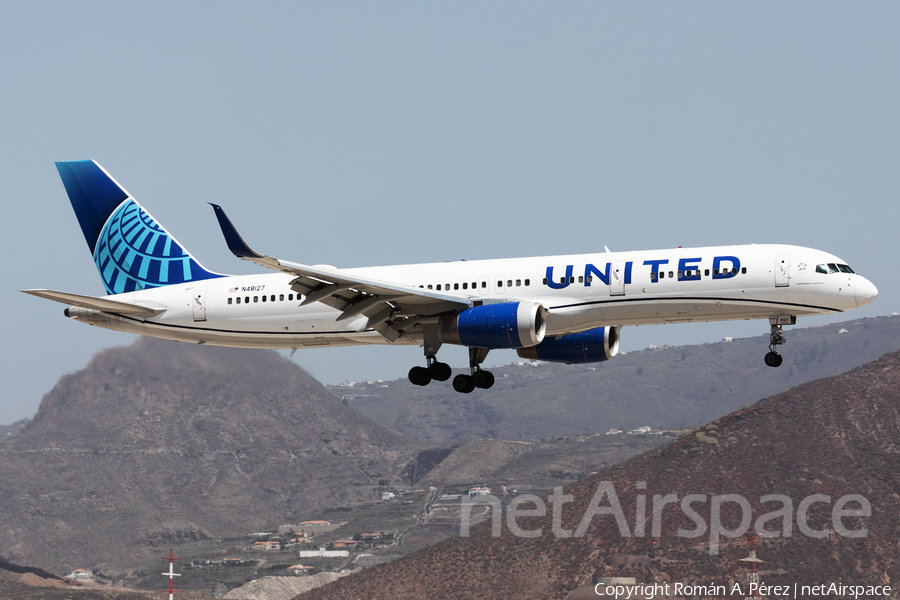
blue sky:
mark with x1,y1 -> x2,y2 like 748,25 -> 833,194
2,3 -> 898,424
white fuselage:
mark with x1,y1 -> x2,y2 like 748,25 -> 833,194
67,244 -> 877,350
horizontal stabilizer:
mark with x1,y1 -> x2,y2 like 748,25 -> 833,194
21,289 -> 166,316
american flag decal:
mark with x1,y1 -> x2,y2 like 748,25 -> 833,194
229,287 -> 239,293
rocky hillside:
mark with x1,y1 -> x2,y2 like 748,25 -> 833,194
298,348 -> 900,599
0,419 -> 28,441
408,434 -> 669,487
335,315 -> 900,441
0,338 -> 420,574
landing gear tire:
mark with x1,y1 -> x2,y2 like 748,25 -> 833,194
764,352 -> 783,368
428,361 -> 452,382
452,374 -> 476,394
408,366 -> 432,386
473,370 -> 495,389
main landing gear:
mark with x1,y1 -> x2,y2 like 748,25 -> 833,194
764,316 -> 794,368
408,356 -> 452,387
407,347 -> 495,393
452,348 -> 495,394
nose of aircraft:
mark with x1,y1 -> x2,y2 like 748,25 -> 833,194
855,277 -> 878,308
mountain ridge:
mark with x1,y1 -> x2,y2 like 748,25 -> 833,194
0,338 -> 420,574
335,315 -> 900,441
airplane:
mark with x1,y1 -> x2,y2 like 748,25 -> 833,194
24,160 -> 878,393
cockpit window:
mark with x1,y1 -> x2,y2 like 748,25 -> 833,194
817,263 -> 856,274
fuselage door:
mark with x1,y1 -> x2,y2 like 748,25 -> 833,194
495,275 -> 506,295
298,320 -> 329,346
775,255 -> 790,287
192,287 -> 207,321
610,262 -> 626,296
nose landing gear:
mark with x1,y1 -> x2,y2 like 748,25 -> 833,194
764,315 -> 794,368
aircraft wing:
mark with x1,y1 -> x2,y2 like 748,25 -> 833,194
209,204 -> 472,340
21,289 -> 166,316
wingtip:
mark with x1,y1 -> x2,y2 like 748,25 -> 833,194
209,203 -> 262,260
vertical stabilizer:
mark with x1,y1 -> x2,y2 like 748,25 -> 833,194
56,160 -> 223,295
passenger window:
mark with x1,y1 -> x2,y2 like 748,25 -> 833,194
270,295 -> 275,302
497,281 -> 502,288
280,294 -> 284,301
578,276 -> 584,283
659,272 -> 664,279
741,267 -> 746,274
525,279 -> 530,286
236,297 -> 241,304
289,294 -> 294,301
705,269 -> 710,276
651,272 -> 657,281
228,297 -> 233,305
427,285 -> 433,289
732,268 -> 738,275
481,281 -> 487,288
454,283 -> 459,290
254,296 -> 258,303
713,269 -> 719,276
668,271 -> 673,278
245,296 -> 250,303
516,279 -> 521,286
436,284 -> 442,291
559,277 -> 565,284
463,282 -> 468,290
569,276 -> 575,284
446,283 -> 450,290
262,295 -> 267,302
507,280 -> 512,287
543,278 -> 548,285
678,271 -> 683,278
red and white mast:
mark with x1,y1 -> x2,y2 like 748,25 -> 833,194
739,533 -> 765,599
161,548 -> 181,600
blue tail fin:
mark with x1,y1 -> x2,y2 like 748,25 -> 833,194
56,160 -> 223,295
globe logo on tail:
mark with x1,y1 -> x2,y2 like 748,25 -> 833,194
94,199 -> 219,295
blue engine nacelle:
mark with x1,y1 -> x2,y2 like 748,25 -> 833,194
440,302 -> 548,349
516,326 -> 620,364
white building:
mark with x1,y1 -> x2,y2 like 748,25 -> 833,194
299,548 -> 349,558
66,569 -> 92,580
